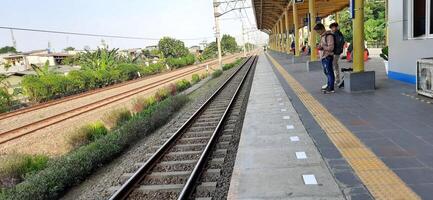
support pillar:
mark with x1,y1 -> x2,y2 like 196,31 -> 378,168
280,18 -> 284,52
344,0 -> 375,93
276,21 -> 280,51
353,0 -> 365,72
284,9 -> 291,54
309,0 -> 318,61
292,2 -> 300,56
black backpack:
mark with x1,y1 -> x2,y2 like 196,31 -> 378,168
333,31 -> 345,55
325,31 -> 345,55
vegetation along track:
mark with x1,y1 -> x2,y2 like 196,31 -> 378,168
0,55 -> 240,145
109,55 -> 257,200
0,54 -> 238,122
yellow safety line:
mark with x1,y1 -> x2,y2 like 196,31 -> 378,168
265,53 -> 420,200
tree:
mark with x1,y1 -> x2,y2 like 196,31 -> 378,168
0,74 -> 14,113
0,46 -> 17,54
336,2 -> 385,43
202,42 -> 218,60
221,34 -> 238,54
64,46 -> 75,51
158,37 -> 189,58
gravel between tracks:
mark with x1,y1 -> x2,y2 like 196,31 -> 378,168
60,64 -> 241,200
194,58 -> 255,200
0,55 -> 241,156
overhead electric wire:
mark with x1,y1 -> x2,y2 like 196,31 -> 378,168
0,26 -> 212,41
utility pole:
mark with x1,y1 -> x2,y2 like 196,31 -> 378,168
240,11 -> 246,57
10,29 -> 17,49
213,0 -> 223,69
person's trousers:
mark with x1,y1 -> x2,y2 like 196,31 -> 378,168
333,54 -> 341,83
322,56 -> 335,90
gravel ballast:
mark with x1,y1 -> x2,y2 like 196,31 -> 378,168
60,63 -> 243,200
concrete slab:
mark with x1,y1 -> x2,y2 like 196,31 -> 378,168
343,71 -> 376,92
228,55 -> 344,200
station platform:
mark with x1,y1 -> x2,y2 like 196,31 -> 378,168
228,52 -> 433,199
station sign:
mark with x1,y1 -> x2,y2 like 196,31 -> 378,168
349,0 -> 355,19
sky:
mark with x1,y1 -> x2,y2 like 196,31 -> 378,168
0,0 -> 268,52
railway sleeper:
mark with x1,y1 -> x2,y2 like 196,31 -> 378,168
205,107 -> 228,112
177,136 -> 209,144
199,114 -> 224,119
196,117 -> 222,123
132,182 -> 216,199
218,134 -> 233,142
171,143 -> 206,152
141,169 -> 221,185
183,131 -> 214,138
166,150 -> 204,160
223,124 -> 236,130
190,121 -> 220,127
188,126 -> 218,132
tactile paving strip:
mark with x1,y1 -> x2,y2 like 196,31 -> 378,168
266,53 -> 420,200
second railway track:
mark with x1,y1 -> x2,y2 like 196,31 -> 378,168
0,56 -> 240,145
0,54 -> 238,122
109,55 -> 257,200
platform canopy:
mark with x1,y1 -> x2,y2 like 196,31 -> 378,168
252,0 -> 349,33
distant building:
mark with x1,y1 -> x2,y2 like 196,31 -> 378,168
145,45 -> 158,51
189,45 -> 202,54
119,48 -> 142,57
1,50 -> 72,74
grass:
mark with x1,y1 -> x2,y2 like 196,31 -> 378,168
0,95 -> 189,200
101,108 -> 132,129
175,79 -> 191,92
191,74 -> 201,84
67,122 -> 108,148
0,154 -> 49,189
212,69 -> 223,78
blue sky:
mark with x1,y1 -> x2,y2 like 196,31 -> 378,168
0,0 -> 266,52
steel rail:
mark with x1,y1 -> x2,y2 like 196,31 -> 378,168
109,55 -> 254,200
0,66 -> 205,144
178,55 -> 257,200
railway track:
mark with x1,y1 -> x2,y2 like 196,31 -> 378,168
109,55 -> 257,200
0,54 -> 239,121
0,55 -> 241,145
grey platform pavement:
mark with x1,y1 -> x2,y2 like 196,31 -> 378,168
227,54 -> 345,199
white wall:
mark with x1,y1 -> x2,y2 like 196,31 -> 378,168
389,0 -> 433,83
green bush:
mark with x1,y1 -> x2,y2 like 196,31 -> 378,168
0,95 -> 189,200
117,63 -> 143,81
222,58 -> 244,71
0,154 -> 49,184
102,108 -> 132,128
212,69 -> 223,78
143,63 -> 165,76
191,74 -> 201,84
175,79 -> 191,92
0,90 -> 13,113
154,88 -> 170,102
222,63 -> 234,71
166,54 -> 195,69
67,122 -> 108,148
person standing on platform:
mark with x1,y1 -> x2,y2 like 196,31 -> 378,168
329,22 -> 345,85
314,23 -> 335,94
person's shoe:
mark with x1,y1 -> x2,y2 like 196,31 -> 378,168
323,88 -> 335,94
321,84 -> 328,91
